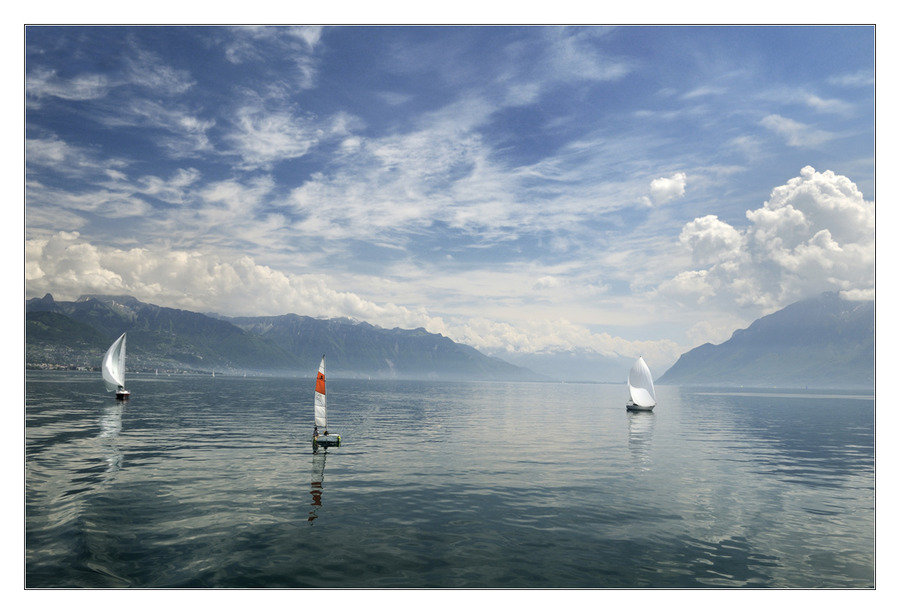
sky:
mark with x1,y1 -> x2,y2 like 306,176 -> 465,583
24,25 -> 875,371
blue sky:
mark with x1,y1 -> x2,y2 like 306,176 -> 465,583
25,26 -> 875,370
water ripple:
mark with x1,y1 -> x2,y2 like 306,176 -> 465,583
26,374 -> 874,587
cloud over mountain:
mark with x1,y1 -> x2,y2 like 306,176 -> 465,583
25,27 -> 874,372
660,166 -> 874,313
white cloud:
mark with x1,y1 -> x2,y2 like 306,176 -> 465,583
828,70 -> 874,88
25,230 -> 690,369
135,168 -> 202,204
803,94 -> 852,115
224,97 -> 359,170
25,232 -> 438,330
450,315 -> 682,370
125,46 -> 196,96
28,181 -> 152,219
533,276 -> 560,290
95,98 -> 215,158
679,215 -> 742,266
26,68 -> 111,102
544,27 -> 632,83
682,86 -> 727,99
658,270 -> 716,304
286,122 -> 516,242
227,106 -> 323,169
760,114 -> 834,147
660,166 -> 874,314
649,172 -> 687,205
221,26 -> 323,89
26,137 -> 129,178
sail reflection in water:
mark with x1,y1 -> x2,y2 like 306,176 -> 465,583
308,452 -> 327,523
627,409 -> 655,470
98,403 -> 123,478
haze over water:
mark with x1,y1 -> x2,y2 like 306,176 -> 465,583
26,372 -> 873,588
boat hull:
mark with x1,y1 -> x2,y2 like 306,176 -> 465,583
313,435 -> 341,449
626,403 -> 654,411
116,390 -> 130,401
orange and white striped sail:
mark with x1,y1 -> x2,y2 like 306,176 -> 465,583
314,355 -> 327,428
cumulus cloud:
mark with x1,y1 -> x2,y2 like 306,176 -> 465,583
679,215 -> 742,266
26,231 -> 686,369
659,166 -> 874,313
648,172 -> 686,205
25,231 -> 441,331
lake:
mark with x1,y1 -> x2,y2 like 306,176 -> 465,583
25,371 -> 874,588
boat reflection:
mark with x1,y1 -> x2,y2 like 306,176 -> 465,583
98,403 -> 123,478
308,451 -> 327,523
627,408 -> 655,470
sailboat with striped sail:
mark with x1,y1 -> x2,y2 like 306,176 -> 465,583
312,355 -> 341,449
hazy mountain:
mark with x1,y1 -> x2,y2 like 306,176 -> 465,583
496,348 -> 634,383
25,294 -> 298,373
220,313 -> 540,380
658,292 -> 874,389
25,294 -> 541,381
26,311 -> 112,366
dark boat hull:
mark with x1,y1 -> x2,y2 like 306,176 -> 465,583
313,435 -> 341,449
626,403 -> 654,411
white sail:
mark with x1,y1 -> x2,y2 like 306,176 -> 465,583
314,355 -> 327,429
102,333 -> 127,393
627,356 -> 657,409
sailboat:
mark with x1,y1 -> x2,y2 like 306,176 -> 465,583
102,333 -> 130,401
626,356 -> 656,411
312,355 -> 341,449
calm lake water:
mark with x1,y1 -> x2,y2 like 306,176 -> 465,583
25,371 -> 874,588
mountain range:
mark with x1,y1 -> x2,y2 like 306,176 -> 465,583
25,294 -> 540,381
25,291 -> 874,388
657,292 -> 874,389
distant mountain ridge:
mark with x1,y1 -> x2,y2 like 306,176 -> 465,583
25,294 -> 541,381
25,291 -> 875,387
222,313 -> 534,380
658,292 -> 874,389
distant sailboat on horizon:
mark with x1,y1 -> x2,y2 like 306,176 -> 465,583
626,356 -> 656,411
312,355 -> 341,450
102,333 -> 130,401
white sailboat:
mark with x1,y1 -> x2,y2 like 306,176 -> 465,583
312,355 -> 341,449
626,356 -> 656,411
102,333 -> 130,401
